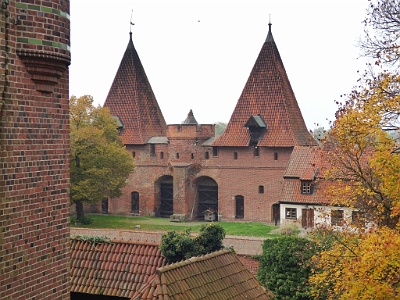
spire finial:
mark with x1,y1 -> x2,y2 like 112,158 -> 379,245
130,9 -> 134,35
268,14 -> 272,31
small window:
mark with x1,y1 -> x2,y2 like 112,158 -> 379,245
176,153 -> 179,159
131,192 -> 139,215
132,151 -> 136,158
258,185 -> 264,193
274,152 -> 278,160
234,152 -> 238,159
254,146 -> 259,157
301,181 -> 312,194
285,208 -> 297,220
212,147 -> 218,157
205,152 -> 209,159
352,211 -> 362,225
331,210 -> 344,226
160,151 -> 164,159
150,144 -> 156,156
191,153 -> 194,159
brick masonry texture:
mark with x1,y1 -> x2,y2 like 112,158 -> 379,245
97,24 -> 319,224
0,1 -> 70,299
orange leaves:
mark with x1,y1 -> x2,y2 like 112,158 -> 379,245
310,228 -> 400,299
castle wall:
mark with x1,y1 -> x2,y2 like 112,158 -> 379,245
0,1 -> 70,299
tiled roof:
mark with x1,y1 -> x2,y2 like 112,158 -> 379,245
213,24 -> 317,147
280,178 -> 331,204
131,250 -> 273,300
182,109 -> 198,124
284,146 -> 321,180
104,33 -> 167,145
70,239 -> 166,298
281,146 -> 331,204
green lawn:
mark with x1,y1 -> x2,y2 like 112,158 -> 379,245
71,214 -> 278,238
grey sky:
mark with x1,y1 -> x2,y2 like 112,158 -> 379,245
69,0 -> 369,129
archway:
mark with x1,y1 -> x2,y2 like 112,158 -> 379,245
156,175 -> 173,218
195,176 -> 218,220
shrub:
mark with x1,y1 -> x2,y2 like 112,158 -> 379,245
258,236 -> 317,300
160,223 -> 226,263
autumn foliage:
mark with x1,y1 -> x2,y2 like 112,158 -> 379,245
70,95 -> 134,221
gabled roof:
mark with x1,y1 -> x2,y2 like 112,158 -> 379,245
104,32 -> 167,145
284,146 -> 321,180
131,250 -> 273,300
213,24 -> 317,147
70,239 -> 166,299
281,146 -> 330,204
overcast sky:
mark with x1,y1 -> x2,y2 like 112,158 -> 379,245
69,0 -> 369,129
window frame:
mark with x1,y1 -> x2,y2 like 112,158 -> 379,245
285,207 -> 297,220
331,209 -> 344,226
301,181 -> 312,194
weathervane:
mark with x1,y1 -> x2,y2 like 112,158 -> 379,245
130,9 -> 134,33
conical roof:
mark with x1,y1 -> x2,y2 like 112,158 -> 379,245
213,24 -> 316,147
104,32 -> 167,145
182,109 -> 198,124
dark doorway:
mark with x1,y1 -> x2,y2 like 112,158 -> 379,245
302,208 -> 314,228
131,192 -> 139,215
235,195 -> 244,219
272,203 -> 280,225
101,199 -> 108,214
196,177 -> 218,220
160,183 -> 173,217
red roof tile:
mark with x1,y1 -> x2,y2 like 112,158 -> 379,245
213,24 -> 317,147
104,33 -> 167,145
131,250 -> 273,299
284,146 -> 321,180
70,239 -> 166,298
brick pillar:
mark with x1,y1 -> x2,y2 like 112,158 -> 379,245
0,1 -> 70,299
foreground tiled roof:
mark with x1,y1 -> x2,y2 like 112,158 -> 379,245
104,32 -> 167,145
131,250 -> 273,299
70,239 -> 166,298
213,24 -> 317,147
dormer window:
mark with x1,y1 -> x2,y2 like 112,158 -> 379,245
301,181 -> 313,194
245,115 -> 267,146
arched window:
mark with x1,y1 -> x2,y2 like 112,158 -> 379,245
131,192 -> 139,215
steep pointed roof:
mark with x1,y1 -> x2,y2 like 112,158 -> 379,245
182,109 -> 198,124
213,24 -> 317,147
104,32 -> 167,145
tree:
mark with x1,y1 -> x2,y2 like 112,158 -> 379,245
310,227 -> 400,299
215,122 -> 227,137
257,236 -> 318,300
70,95 -> 134,221
359,0 -> 400,66
324,73 -> 400,228
160,223 -> 226,263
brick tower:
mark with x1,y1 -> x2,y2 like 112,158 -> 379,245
0,1 -> 70,299
96,23 -> 316,223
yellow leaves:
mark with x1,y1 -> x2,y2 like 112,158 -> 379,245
310,228 -> 400,300
70,95 -> 134,204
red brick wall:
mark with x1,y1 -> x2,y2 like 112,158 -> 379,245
100,131 -> 292,223
0,1 -> 70,299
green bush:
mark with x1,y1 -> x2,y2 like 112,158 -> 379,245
160,223 -> 226,263
257,236 -> 317,300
